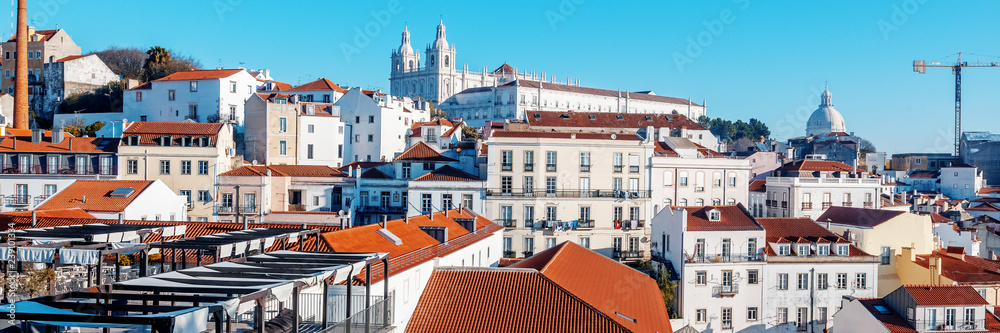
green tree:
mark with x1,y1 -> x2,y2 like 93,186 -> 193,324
62,120 -> 105,137
59,80 -> 125,114
141,46 -> 201,82
461,125 -> 480,141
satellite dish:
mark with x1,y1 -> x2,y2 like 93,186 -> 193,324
611,134 -> 617,140
641,237 -> 648,243
338,210 -> 345,216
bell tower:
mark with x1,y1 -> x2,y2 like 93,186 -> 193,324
424,19 -> 456,102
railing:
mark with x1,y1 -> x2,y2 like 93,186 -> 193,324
614,165 -> 623,173
843,202 -> 853,207
802,202 -> 813,210
580,165 -> 590,172
912,320 -> 987,331
215,205 -> 234,214
864,202 -> 874,208
0,164 -> 117,176
486,189 -> 651,199
686,253 -> 765,263
614,250 -> 644,259
546,164 -> 556,172
630,166 -> 639,173
713,284 -> 739,297
577,220 -> 594,229
501,163 -> 512,171
321,295 -> 394,333
524,163 -> 533,171
503,250 -> 516,258
357,205 -> 408,214
620,220 -> 645,231
498,219 -> 517,228
822,202 -> 833,210
7,195 -> 29,206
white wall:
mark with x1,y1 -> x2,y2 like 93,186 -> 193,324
298,111 -> 345,167
123,71 -> 259,128
121,179 -> 187,220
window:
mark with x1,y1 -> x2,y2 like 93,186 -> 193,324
160,136 -> 172,146
13,184 -> 27,204
198,161 -> 209,175
748,238 -> 757,258
747,307 -> 758,321
367,135 -> 374,142
879,246 -> 892,265
696,309 -> 707,323
545,151 -> 557,171
368,116 -> 375,123
503,237 -> 512,253
628,153 -> 639,173
965,308 -> 975,327
420,193 -> 432,213
945,308 -> 956,328
836,273 -> 848,289
523,206 -> 535,225
579,152 -> 590,172
797,273 -> 809,290
546,177 -> 556,195
462,194 -> 473,209
798,244 -> 810,256
818,307 -> 827,324
776,308 -> 789,325
855,273 -> 867,289
778,245 -> 790,256
279,141 -> 287,155
180,190 -> 192,205
679,172 -> 689,186
167,90 -> 176,101
694,238 -> 705,258
613,178 -> 623,191
546,237 -> 556,249
198,190 -> 211,202
159,160 -> 170,174
713,172 -> 723,187
524,237 -> 534,256
441,194 -> 453,210
221,193 -> 233,208
695,172 -> 705,191
796,308 -> 808,330
579,206 -> 591,222
777,273 -> 788,290
927,309 -> 938,328
579,237 -> 590,249
818,273 -> 828,290
136,91 -> 143,102
748,269 -> 758,284
501,150 -> 513,171
123,159 -> 137,175
721,308 -> 732,329
696,271 -> 707,285
728,173 -> 737,187
545,206 -> 557,221
524,151 -> 534,171
307,144 -> 314,159
229,81 -> 237,93
837,245 -> 849,256
818,244 -> 830,256
338,145 -> 343,158
279,117 -> 287,132
524,176 -> 534,195
613,153 -> 623,173
180,160 -> 191,175
190,81 -> 198,92
307,124 -> 315,133
501,176 -> 512,194
663,171 -> 674,186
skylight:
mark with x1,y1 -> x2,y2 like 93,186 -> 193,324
873,305 -> 890,315
109,187 -> 134,198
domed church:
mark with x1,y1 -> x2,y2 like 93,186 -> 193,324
806,87 -> 847,137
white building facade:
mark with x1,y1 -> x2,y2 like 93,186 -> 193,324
336,88 -> 429,163
650,138 -> 751,216
123,69 -> 260,129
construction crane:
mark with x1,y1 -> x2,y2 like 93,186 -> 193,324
913,52 -> 1000,158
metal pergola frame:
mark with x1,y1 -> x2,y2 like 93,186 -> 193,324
6,251 -> 389,333
145,228 -> 324,272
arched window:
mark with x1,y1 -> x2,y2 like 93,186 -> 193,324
679,172 -> 689,186
408,60 -> 414,71
430,55 -> 436,67
712,198 -> 721,205
713,172 -> 722,187
727,198 -> 737,205
444,55 -> 450,67
696,198 -> 705,206
663,171 -> 674,186
678,198 -> 688,206
695,172 -> 705,191
664,198 -> 672,207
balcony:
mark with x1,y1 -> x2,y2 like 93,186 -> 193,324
215,205 -> 235,214
580,165 -> 590,172
630,166 -> 639,173
614,250 -> 644,260
501,163 -> 512,171
686,253 -> 765,263
503,250 -> 516,258
822,202 -> 833,210
864,202 -> 874,208
712,284 -> 739,297
524,163 -> 534,171
357,205 -> 408,214
801,202 -> 813,210
546,164 -> 556,172
912,320 -> 987,331
576,220 -> 594,229
620,220 -> 645,231
287,204 -> 306,212
842,202 -> 853,207
0,164 -> 117,176
6,195 -> 30,206
486,189 -> 651,199
613,165 -> 623,173
498,219 -> 517,228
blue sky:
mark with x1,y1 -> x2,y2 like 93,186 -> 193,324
14,0 -> 1000,154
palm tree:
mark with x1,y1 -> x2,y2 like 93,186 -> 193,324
141,46 -> 172,82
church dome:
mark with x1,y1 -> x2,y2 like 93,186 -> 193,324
432,20 -> 449,49
399,26 -> 414,54
806,87 -> 847,136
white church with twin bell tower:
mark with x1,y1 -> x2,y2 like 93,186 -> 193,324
389,20 -> 553,104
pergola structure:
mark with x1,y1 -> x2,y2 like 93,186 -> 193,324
3,250 -> 389,333
146,227 -> 324,272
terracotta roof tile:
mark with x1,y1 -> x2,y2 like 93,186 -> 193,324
36,180 -> 154,212
903,285 -> 989,306
914,249 -> 1000,283
492,63 -> 515,74
0,208 -> 95,219
680,205 -> 763,232
858,299 -> 917,333
0,136 -> 118,154
220,165 -> 345,177
491,130 -> 642,141
749,179 -> 767,192
154,69 -> 245,81
360,168 -> 392,179
55,55 -> 91,62
503,80 -> 698,107
968,202 -> 1000,212
412,165 -> 481,182
778,160 -> 856,173
394,141 -> 457,162
757,218 -> 865,255
7,29 -> 58,42
287,78 -> 346,93
122,122 -> 223,146
528,110 -> 706,131
979,188 -> 1000,195
323,220 -> 439,258
816,206 -> 906,228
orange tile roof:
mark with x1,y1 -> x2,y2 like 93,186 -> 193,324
0,208 -> 95,219
857,299 -> 917,333
219,165 -> 345,177
505,80 -> 697,106
913,249 -> 1000,284
35,180 -> 154,212
409,118 -> 460,138
680,205 -> 763,232
122,122 -> 223,146
779,159 -> 856,172
56,55 -> 91,62
758,218 -> 866,256
287,78 -> 346,93
7,29 -> 58,42
816,206 -> 906,228
510,242 -> 673,332
491,130 -> 642,141
903,285 -> 989,306
323,219 -> 439,258
406,268 -> 633,333
394,141 -> 457,162
155,69 -> 246,81
412,165 -> 481,182
528,110 -> 706,131
0,136 -> 118,153
406,211 -> 472,241
492,63 -> 515,74
749,179 -> 767,192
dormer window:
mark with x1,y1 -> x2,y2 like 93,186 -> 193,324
198,136 -> 210,147
797,244 -> 810,256
126,135 -> 139,146
837,244 -> 849,256
818,244 -> 830,255
181,136 -> 193,147
708,209 -> 721,221
778,245 -> 790,256
160,136 -> 172,147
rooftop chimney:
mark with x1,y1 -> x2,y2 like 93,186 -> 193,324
30,128 -> 41,144
51,126 -> 64,144
13,0 -> 28,129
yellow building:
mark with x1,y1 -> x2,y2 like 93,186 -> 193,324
818,206 -> 935,296
898,247 -> 1000,305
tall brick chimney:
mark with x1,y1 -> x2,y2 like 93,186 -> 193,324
13,0 -> 29,129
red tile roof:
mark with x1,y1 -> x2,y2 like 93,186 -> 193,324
122,121 -> 223,146
412,165 -> 481,182
492,63 -> 515,74
7,29 -> 59,42
323,220 -> 439,258
653,141 -> 724,158
857,299 -> 917,333
968,202 -> 1000,212
979,188 -> 1000,195
287,78 -> 346,93
816,206 -> 906,228
680,205 -> 763,232
360,168 -> 392,179
922,212 -> 954,223
0,208 -> 95,219
0,136 -> 117,153
407,268 -> 633,333
757,218 -> 865,256
913,249 -> 1000,284
903,285 -> 989,306
510,242 -> 673,332
491,130 -> 642,141
527,110 -> 706,131
394,141 -> 457,162
56,55 -> 92,62
506,80 -> 697,106
778,160 -> 855,172
410,119 -> 462,138
219,165 -> 345,177
749,179 -> 767,192
154,69 -> 246,81
338,161 -> 389,173
35,180 -> 154,212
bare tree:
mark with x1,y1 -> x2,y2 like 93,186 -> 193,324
91,46 -> 147,79
859,138 -> 877,153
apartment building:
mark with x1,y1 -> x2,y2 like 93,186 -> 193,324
407,118 -> 463,150
215,165 -> 353,225
0,27 -> 81,114
764,159 -> 885,218
122,69 -> 259,127
117,121 -> 237,221
244,93 -> 298,165
336,88 -> 429,163
485,128 -> 655,261
650,137 -> 751,216
285,78 -> 345,103
297,102 -> 344,167
836,285 -> 1000,331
